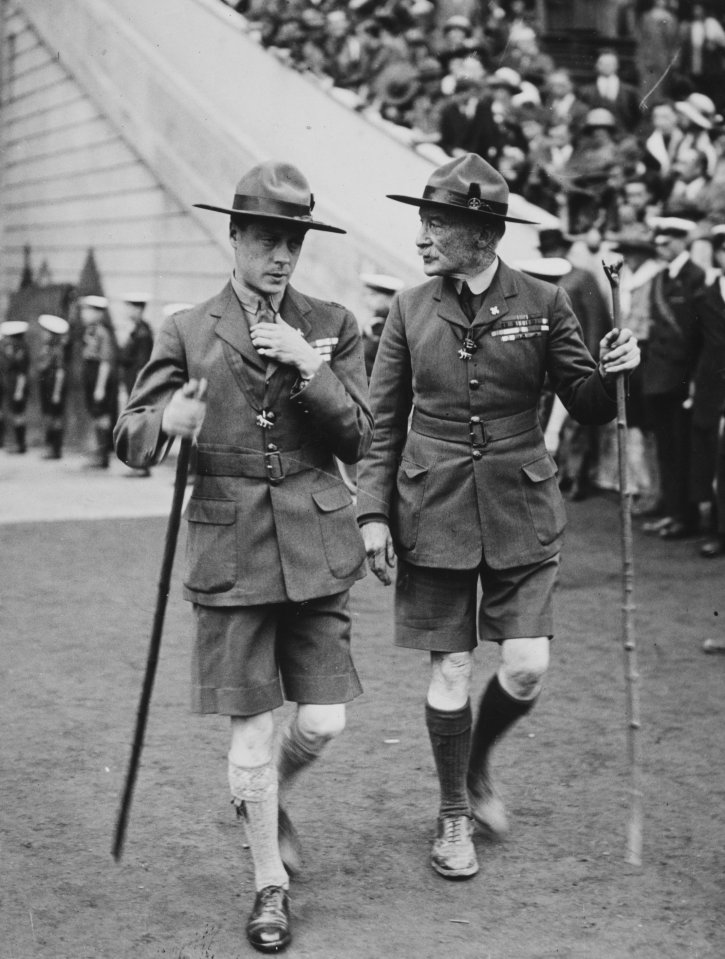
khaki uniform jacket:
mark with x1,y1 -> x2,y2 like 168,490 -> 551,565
115,282 -> 373,605
356,260 -> 617,570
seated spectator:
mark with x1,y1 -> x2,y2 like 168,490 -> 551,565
580,50 -> 643,133
407,56 -> 447,144
523,118 -> 573,215
668,146 -> 710,212
488,67 -> 528,155
619,177 -> 660,232
674,94 -> 718,177
437,57 -> 501,162
562,108 -> 624,234
642,100 -> 685,201
542,69 -> 589,135
498,25 -> 554,93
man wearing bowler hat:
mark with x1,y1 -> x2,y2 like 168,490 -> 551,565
114,161 -> 372,952
356,153 -> 640,880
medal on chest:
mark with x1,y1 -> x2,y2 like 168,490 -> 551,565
256,409 -> 276,430
458,335 -> 479,361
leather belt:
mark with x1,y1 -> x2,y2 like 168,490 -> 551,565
197,446 -> 328,485
411,407 -> 539,447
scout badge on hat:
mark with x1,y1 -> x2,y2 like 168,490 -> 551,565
386,153 -> 538,224
194,161 -> 346,234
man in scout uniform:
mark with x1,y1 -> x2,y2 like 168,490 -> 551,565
80,294 -> 119,469
0,320 -> 30,453
114,161 -> 372,953
37,314 -> 71,460
356,153 -> 640,880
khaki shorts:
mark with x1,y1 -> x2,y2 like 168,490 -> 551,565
191,592 -> 363,716
394,554 -> 560,651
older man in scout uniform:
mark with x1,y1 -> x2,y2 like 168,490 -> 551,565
114,161 -> 373,953
357,153 -> 640,880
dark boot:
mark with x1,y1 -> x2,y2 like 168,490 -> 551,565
11,425 -> 26,454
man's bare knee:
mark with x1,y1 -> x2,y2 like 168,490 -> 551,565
499,637 -> 549,700
428,651 -> 473,709
296,703 -> 346,744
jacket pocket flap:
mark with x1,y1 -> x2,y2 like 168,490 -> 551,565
186,499 -> 236,524
401,462 -> 429,480
313,484 -> 353,513
522,455 -> 558,483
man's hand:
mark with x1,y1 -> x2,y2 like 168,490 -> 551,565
598,327 -> 640,377
161,378 -> 208,439
249,318 -> 323,379
362,521 -> 397,585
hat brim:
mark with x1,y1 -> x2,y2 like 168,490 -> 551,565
386,194 -> 538,224
193,204 -> 346,234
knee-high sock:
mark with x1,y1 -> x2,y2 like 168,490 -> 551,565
276,717 -> 328,801
228,759 -> 288,892
425,700 -> 472,819
467,674 -> 535,786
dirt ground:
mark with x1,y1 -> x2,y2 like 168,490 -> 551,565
1,470 -> 724,959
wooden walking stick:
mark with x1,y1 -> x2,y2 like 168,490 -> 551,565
602,256 -> 643,867
112,379 -> 206,861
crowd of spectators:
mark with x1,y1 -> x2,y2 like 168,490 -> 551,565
221,0 -> 725,239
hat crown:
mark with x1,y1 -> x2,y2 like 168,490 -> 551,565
234,161 -> 313,217
425,154 -> 509,213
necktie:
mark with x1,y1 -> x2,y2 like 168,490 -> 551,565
458,283 -> 479,322
256,296 -> 276,324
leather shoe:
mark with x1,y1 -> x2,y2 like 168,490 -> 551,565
468,775 -> 509,840
659,521 -> 697,540
700,537 -> 725,558
430,815 -> 478,879
246,886 -> 291,953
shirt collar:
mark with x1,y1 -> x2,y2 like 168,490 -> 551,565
230,272 -> 283,315
667,251 -> 690,279
453,257 -> 499,296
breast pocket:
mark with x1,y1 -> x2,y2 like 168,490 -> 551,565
393,460 -> 429,551
312,484 -> 366,579
184,499 -> 237,593
522,455 -> 566,546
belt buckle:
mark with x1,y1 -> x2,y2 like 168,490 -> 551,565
469,417 -> 487,448
265,450 -> 285,484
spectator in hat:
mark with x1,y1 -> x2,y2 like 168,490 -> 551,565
690,225 -> 725,557
37,314 -> 71,460
357,152 -> 639,882
562,108 -> 623,234
488,68 -> 528,156
359,272 -> 405,379
580,50 -> 642,133
115,160 -> 372,954
640,217 -> 705,537
120,293 -> 154,399
673,96 -> 718,179
79,295 -> 119,469
0,320 -> 30,454
408,55 -> 447,145
535,227 -> 610,499
597,229 -> 663,506
642,100 -> 686,202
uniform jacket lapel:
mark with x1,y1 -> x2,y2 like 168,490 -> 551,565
214,282 -> 266,373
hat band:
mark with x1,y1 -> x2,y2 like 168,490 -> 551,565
422,186 -> 508,216
233,193 -> 313,221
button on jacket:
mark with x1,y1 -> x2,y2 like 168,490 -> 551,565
115,282 -> 373,606
356,260 -> 617,570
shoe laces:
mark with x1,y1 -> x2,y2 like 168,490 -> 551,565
442,815 -> 467,843
257,885 -> 287,918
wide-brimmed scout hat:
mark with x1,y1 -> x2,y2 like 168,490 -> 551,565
1,320 -> 29,336
386,153 -> 538,224
38,314 -> 70,335
194,161 -> 346,234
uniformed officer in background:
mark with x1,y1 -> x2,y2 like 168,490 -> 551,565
0,320 -> 31,454
37,314 -> 71,460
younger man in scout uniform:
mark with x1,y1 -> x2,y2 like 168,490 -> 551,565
114,161 -> 372,953
357,153 -> 640,880
37,314 -> 70,460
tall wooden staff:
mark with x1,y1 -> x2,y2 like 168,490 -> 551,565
602,257 -> 643,867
